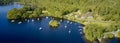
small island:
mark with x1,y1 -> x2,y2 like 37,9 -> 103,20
49,20 -> 59,28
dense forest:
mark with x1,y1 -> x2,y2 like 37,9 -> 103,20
0,0 -> 16,5
6,0 -> 120,42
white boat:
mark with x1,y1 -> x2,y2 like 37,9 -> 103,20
46,17 -> 49,19
37,18 -> 39,20
39,27 -> 42,30
78,26 -> 82,28
18,21 -> 22,24
78,29 -> 82,31
80,32 -> 82,34
32,19 -> 34,22
67,21 -> 69,23
69,30 -> 71,34
70,22 -> 72,24
60,20 -> 62,22
65,25 -> 67,28
11,20 -> 15,22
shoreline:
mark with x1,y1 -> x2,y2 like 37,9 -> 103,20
6,1 -> 120,43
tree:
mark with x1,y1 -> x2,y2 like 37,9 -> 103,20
29,15 -> 34,18
22,13 -> 29,19
62,10 -> 70,15
32,8 -> 42,17
7,8 -> 21,19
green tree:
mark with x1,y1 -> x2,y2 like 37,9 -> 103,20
7,8 -> 21,19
